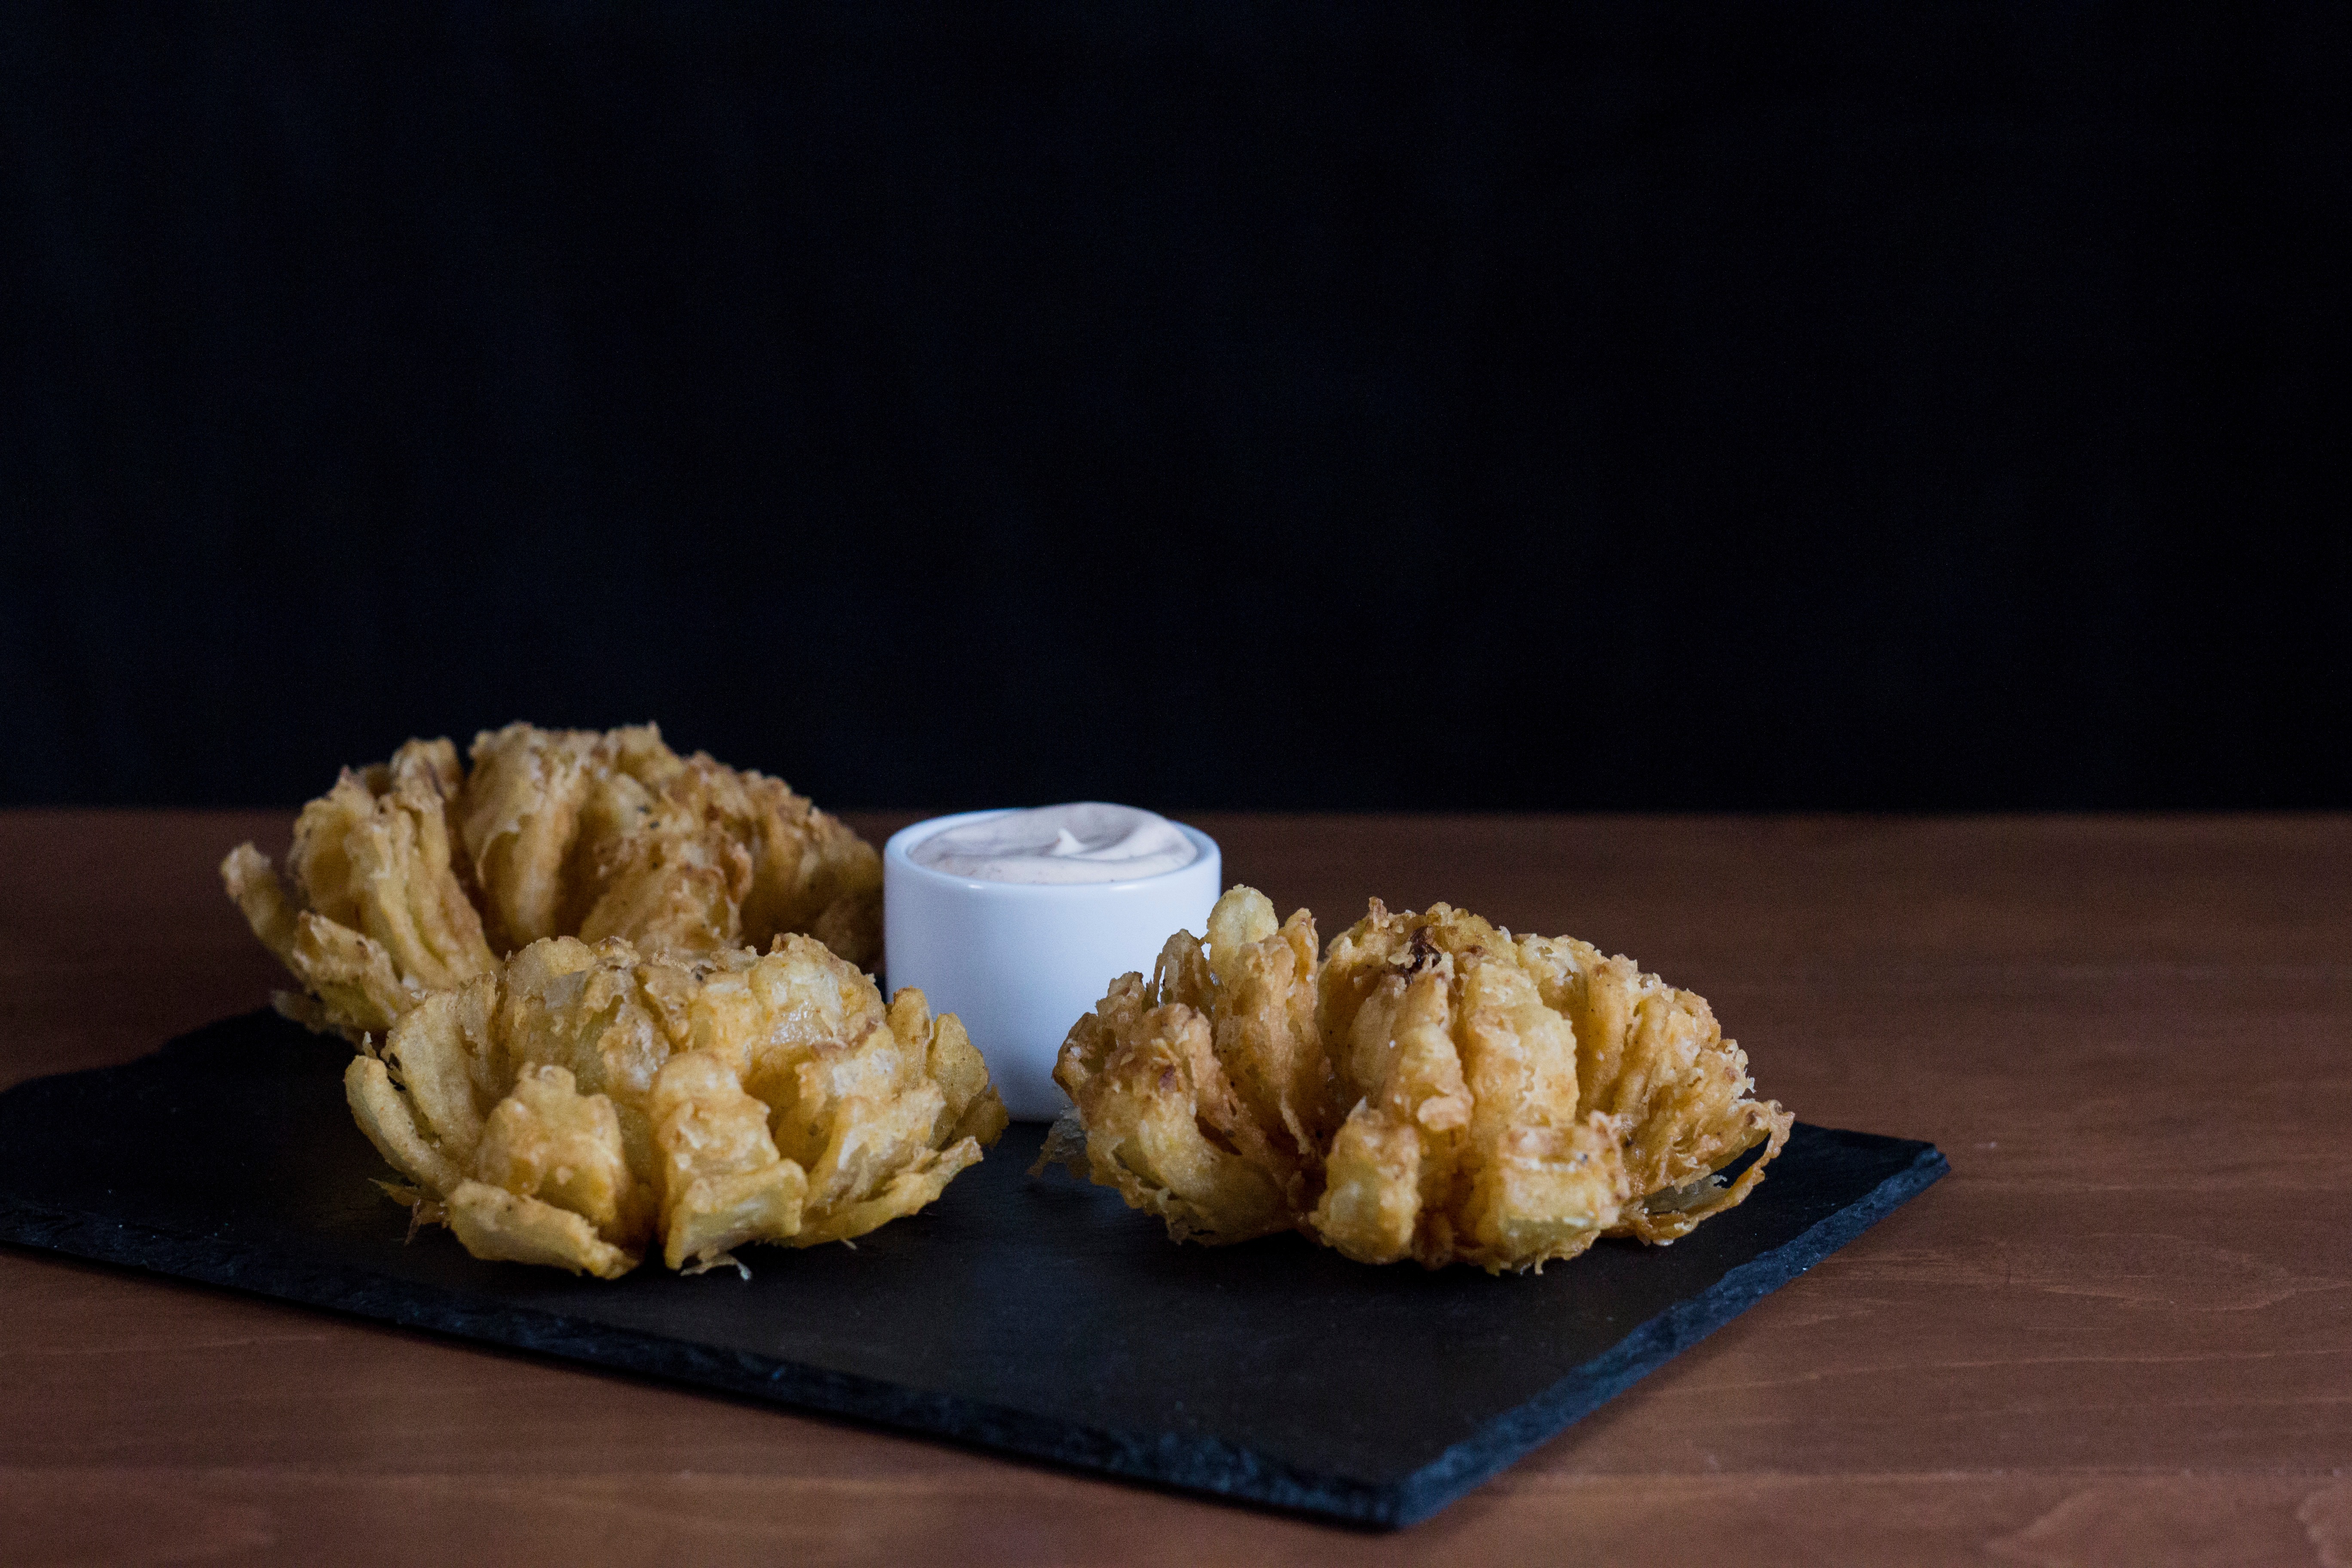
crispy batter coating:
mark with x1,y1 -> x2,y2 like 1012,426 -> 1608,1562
345,934 -> 1008,1277
223,723 -> 883,1041
1044,887 -> 1792,1272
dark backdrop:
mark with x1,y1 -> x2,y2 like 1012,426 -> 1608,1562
4,2 -> 2345,811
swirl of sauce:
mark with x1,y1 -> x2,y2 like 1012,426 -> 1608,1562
908,803 -> 1199,885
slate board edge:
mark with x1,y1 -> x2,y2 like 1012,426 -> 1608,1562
0,1133 -> 1949,1531
1387,1136 -> 1951,1525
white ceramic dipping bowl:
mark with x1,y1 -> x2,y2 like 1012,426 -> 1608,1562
883,809 -> 1222,1121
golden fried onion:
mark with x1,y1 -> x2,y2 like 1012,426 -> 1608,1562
348,934 -> 1008,1277
223,724 -> 883,1041
1043,887 -> 1792,1271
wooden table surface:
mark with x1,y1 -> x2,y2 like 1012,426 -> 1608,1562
2,810 -> 2346,1566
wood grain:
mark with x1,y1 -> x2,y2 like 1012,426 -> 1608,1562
2,810 -> 2346,1565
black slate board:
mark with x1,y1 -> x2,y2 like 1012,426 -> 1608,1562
0,1012 -> 1944,1527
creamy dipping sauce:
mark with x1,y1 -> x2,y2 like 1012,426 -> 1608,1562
910,803 -> 1198,885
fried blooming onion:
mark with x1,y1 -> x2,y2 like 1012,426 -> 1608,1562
221,723 -> 884,1041
218,726 -> 997,1275
348,934 -> 1008,1277
1041,887 -> 1793,1272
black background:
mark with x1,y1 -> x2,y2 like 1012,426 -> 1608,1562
4,2 -> 2345,811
